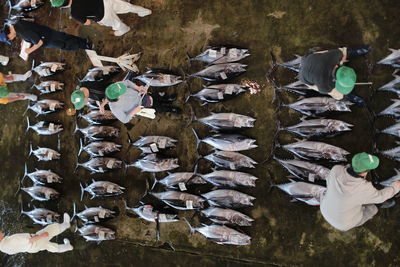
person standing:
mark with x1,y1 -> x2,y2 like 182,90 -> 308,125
320,153 -> 400,231
51,0 -> 152,36
0,20 -> 92,55
0,213 -> 73,254
0,76 -> 36,104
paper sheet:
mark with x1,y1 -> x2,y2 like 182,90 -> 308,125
19,41 -> 31,61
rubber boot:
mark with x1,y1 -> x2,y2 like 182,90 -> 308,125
347,45 -> 372,59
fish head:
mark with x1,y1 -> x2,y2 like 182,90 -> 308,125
335,101 -> 351,112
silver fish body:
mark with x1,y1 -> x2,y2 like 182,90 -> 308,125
73,204 -> 115,224
201,207 -> 254,226
281,118 -> 353,138
378,99 -> 400,118
131,154 -> 179,172
77,157 -> 123,173
196,113 -> 256,130
190,63 -> 247,82
27,99 -> 64,116
26,118 -> 63,135
378,74 -> 400,95
193,129 -> 257,152
23,165 -> 62,185
276,181 -> 326,206
380,145 -> 400,161
80,180 -> 125,200
29,145 -> 60,161
21,186 -> 60,201
150,191 -> 206,210
190,46 -> 250,64
33,62 -> 66,77
12,0 -> 45,12
378,48 -> 400,68
75,124 -> 120,140
78,139 -> 121,157
33,81 -> 64,94
77,224 -> 115,242
79,110 -> 117,125
276,80 -> 315,96
275,157 -> 329,182
283,97 -> 353,116
188,84 -> 248,103
125,203 -> 178,223
379,169 -> 400,187
202,189 -> 255,208
156,172 -> 206,188
204,150 -> 257,170
21,207 -> 60,225
81,66 -> 121,82
200,170 -> 258,188
134,70 -> 182,87
130,136 -> 177,154
282,140 -> 350,162
381,121 -> 400,138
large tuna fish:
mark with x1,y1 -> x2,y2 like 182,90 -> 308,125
381,121 -> 400,138
78,139 -> 121,157
26,118 -> 63,135
282,97 -> 353,116
22,164 -> 62,185
124,202 -> 178,223
203,150 -> 257,170
129,135 -> 177,154
33,81 -> 64,94
186,84 -> 248,103
77,224 -> 115,242
153,170 -> 206,190
280,140 -> 350,162
72,203 -> 115,224
275,55 -> 302,72
378,99 -> 400,118
189,46 -> 250,64
379,169 -> 400,187
193,112 -> 255,131
29,144 -> 60,161
276,180 -> 326,206
190,63 -> 247,82
278,118 -> 353,138
378,48 -> 400,68
275,80 -> 317,96
21,186 -> 60,201
377,73 -> 400,95
184,218 -> 251,245
79,110 -> 117,125
130,154 -> 179,173
274,157 -> 330,182
81,66 -> 121,82
75,123 -> 120,140
200,170 -> 258,188
21,205 -> 60,226
202,189 -> 255,208
133,69 -> 183,87
192,129 -> 257,152
33,62 -> 66,77
201,207 -> 254,226
150,191 -> 206,210
80,180 -> 125,200
379,145 -> 400,161
76,157 -> 124,174
26,99 -> 64,116
11,0 -> 45,12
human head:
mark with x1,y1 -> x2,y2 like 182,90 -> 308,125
50,0 -> 66,7
0,232 -> 4,241
351,152 -> 379,175
335,66 -> 356,95
106,83 -> 127,100
0,86 -> 9,98
0,26 -> 12,45
70,89 -> 86,110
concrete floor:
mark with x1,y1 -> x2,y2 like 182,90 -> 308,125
0,0 -> 400,266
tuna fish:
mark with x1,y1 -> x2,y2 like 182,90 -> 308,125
128,135 -> 177,154
379,144 -> 400,161
200,170 -> 258,188
378,48 -> 400,68
278,118 -> 353,138
274,157 -> 330,182
75,123 -> 120,140
153,170 -> 206,190
21,186 -> 60,201
184,218 -> 251,245
29,144 -> 60,161
25,99 -> 64,116
275,55 -> 302,72
192,112 -> 256,131
79,110 -> 117,125
193,129 -> 257,152
281,97 -> 353,116
77,224 -> 115,242
72,203 -> 115,224
129,154 -> 179,173
124,202 -> 179,223
377,73 -> 400,94
21,205 -> 60,225
186,84 -> 248,103
133,69 -> 183,87
80,180 -> 125,200
78,139 -> 121,157
275,80 -> 316,96
378,99 -> 400,118
26,118 -> 63,135
189,46 -> 250,64
81,66 -> 121,82
190,63 -> 247,82
276,180 -> 326,206
201,207 -> 254,226
150,191 -> 206,210
11,0 -> 45,12
201,189 -> 255,208
33,81 -> 64,94
379,169 -> 400,187
33,62 -> 66,77
381,121 -> 400,138
203,150 -> 258,170
280,140 -> 350,162
22,164 -> 62,185
76,157 -> 124,174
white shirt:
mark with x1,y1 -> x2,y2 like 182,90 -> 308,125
0,233 -> 32,255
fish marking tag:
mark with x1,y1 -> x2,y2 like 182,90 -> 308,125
98,150 -> 104,156
143,205 -> 153,216
228,48 -> 238,58
106,159 -> 115,169
49,103 -> 56,111
158,213 -> 167,222
163,75 -> 172,84
150,143 -> 159,153
45,191 -> 51,199
158,139 -> 167,149
225,85 -> 234,95
50,64 -> 58,72
229,162 -> 236,170
98,210 -> 106,218
220,47 -> 226,55
98,231 -> 105,240
50,84 -> 56,92
47,176 -> 54,183
49,123 -> 55,132
99,167 -> 104,172
220,72 -> 228,80
103,69 -> 109,75
47,151 -> 54,159
31,0 -> 37,7
178,182 -> 187,191
46,214 -> 52,222
209,49 -> 217,58
186,200 -> 193,209
106,185 -> 114,193
217,92 -> 224,100
309,173 -> 316,183
94,216 -> 99,222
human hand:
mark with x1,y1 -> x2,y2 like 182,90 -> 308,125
25,48 -> 32,55
40,232 -> 49,238
392,181 -> 400,187
84,19 -> 91,25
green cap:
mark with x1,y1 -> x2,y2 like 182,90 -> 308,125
106,83 -> 127,100
335,66 -> 356,95
71,90 -> 86,110
352,152 -> 379,173
50,0 -> 65,7
0,86 -> 9,98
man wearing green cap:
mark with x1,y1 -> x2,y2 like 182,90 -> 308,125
299,46 -> 371,100
320,152 -> 400,231
70,79 -> 112,110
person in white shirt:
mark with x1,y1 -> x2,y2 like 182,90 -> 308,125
0,213 -> 73,255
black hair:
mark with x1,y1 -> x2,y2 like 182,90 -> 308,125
107,97 -> 118,102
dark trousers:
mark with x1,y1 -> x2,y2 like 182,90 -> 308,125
44,31 -> 86,51
142,94 -> 179,113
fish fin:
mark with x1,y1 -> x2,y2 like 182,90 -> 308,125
25,117 -> 31,133
396,169 -> 400,175
78,138 -> 84,157
191,128 -> 201,151
182,217 -> 195,235
28,143 -> 34,157
155,217 -> 161,241
79,183 -> 85,201
72,202 -> 77,221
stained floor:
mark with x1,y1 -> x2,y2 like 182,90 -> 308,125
0,1 -> 400,266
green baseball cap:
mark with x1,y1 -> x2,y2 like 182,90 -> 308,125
71,90 -> 86,110
335,66 -> 356,95
352,152 -> 379,173
0,86 -> 9,98
106,83 -> 127,100
50,0 -> 65,7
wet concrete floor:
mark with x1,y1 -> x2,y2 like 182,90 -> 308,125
0,0 -> 400,266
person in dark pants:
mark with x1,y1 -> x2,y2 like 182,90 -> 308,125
0,20 -> 92,55
299,46 -> 371,100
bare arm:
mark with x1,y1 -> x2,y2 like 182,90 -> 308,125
28,232 -> 49,244
129,106 -> 143,117
363,181 -> 400,205
25,40 -> 43,55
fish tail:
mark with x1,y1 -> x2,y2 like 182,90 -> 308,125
191,128 -> 201,151
78,138 -> 84,157
74,120 -> 80,133
25,117 -> 31,133
141,179 -> 151,200
72,202 -> 77,220
184,83 -> 194,103
151,174 -> 158,191
186,104 -> 197,127
79,182 -> 85,201
28,143 -> 33,157
182,217 -> 195,236
19,201 -> 25,219
23,102 -> 31,116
